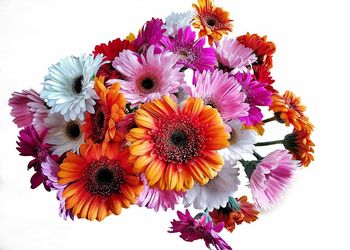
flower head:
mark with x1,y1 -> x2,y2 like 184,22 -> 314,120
253,65 -> 276,93
192,0 -> 233,45
112,46 -> 184,106
58,143 -> 143,221
126,96 -> 230,191
164,11 -> 195,37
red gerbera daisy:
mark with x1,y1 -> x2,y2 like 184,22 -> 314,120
253,65 -> 277,93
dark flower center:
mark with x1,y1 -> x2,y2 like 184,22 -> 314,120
96,168 -> 114,184
206,18 -> 216,27
137,74 -> 160,95
73,75 -> 83,94
91,103 -> 109,143
65,121 -> 81,140
170,130 -> 188,148
141,78 -> 154,90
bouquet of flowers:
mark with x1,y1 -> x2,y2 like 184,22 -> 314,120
8,0 -> 315,249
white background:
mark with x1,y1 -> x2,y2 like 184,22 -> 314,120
0,0 -> 349,249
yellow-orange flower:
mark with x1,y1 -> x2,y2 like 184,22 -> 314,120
58,143 -> 143,221
126,96 -> 230,192
82,76 -> 126,144
243,122 -> 265,136
270,91 -> 314,132
192,0 -> 233,46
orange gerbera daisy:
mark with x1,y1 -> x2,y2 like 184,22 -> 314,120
270,90 -> 314,132
126,96 -> 230,192
210,196 -> 259,233
192,0 -> 233,46
82,76 -> 126,144
243,122 -> 265,136
237,33 -> 276,69
284,130 -> 315,167
58,143 -> 143,221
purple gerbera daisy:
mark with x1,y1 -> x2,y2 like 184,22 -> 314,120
169,210 -> 232,250
137,175 -> 184,212
235,72 -> 272,126
186,69 -> 249,122
162,26 -> 216,72
112,45 -> 185,105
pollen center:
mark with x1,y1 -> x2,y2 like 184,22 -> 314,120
73,75 -> 83,94
65,121 -> 81,140
91,103 -> 109,143
141,78 -> 154,90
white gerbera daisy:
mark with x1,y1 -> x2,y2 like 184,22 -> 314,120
40,54 -> 105,121
183,160 -> 240,211
220,120 -> 257,161
164,10 -> 195,36
45,113 -> 84,156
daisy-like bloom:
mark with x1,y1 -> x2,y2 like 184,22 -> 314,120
45,113 -> 83,156
9,89 -> 48,133
220,120 -> 257,160
93,38 -> 134,81
253,65 -> 276,93
283,130 -> 315,167
162,26 -> 216,72
186,70 -> 249,122
132,18 -> 166,54
215,38 -> 257,74
183,160 -> 240,211
237,33 -> 276,70
126,96 -> 230,191
58,143 -> 143,221
112,46 -> 185,106
210,196 -> 259,233
164,10 -> 195,37
40,54 -> 105,121
82,77 -> 126,144
137,175 -> 184,212
245,149 -> 298,210
270,90 -> 314,132
169,210 -> 232,250
16,125 -> 51,190
235,72 -> 272,126
192,0 -> 233,45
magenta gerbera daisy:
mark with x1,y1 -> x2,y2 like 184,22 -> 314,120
186,69 -> 249,122
112,45 -> 185,105
234,72 -> 272,126
162,26 -> 216,72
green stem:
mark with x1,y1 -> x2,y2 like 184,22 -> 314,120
262,116 -> 277,123
255,140 -> 284,147
253,151 -> 263,160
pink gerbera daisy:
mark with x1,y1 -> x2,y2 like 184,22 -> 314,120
234,72 -> 272,126
137,175 -> 184,212
161,26 -> 216,72
186,69 -> 249,122
112,45 -> 185,105
215,38 -> 257,74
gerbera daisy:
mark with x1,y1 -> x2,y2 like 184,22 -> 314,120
237,33 -> 276,70
243,149 -> 298,210
164,10 -> 195,37
215,38 -> 257,74
93,38 -> 134,81
186,69 -> 249,122
209,196 -> 259,233
45,113 -> 84,156
9,89 -> 48,133
253,65 -> 276,93
112,46 -> 185,106
58,143 -> 143,221
82,77 -> 126,144
192,0 -> 233,45
137,175 -> 184,212
183,160 -> 240,211
270,90 -> 314,132
40,54 -> 105,121
169,210 -> 232,250
283,130 -> 315,167
126,96 -> 230,191
162,26 -> 216,72
235,72 -> 272,126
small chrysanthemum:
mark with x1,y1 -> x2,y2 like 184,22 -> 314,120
215,38 -> 257,74
169,210 -> 232,250
270,90 -> 314,132
112,46 -> 185,106
82,77 -> 126,144
183,160 -> 240,211
186,69 -> 249,122
162,26 -> 216,72
58,143 -> 143,221
126,96 -> 230,191
164,10 -> 195,37
192,0 -> 233,45
40,54 -> 106,121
